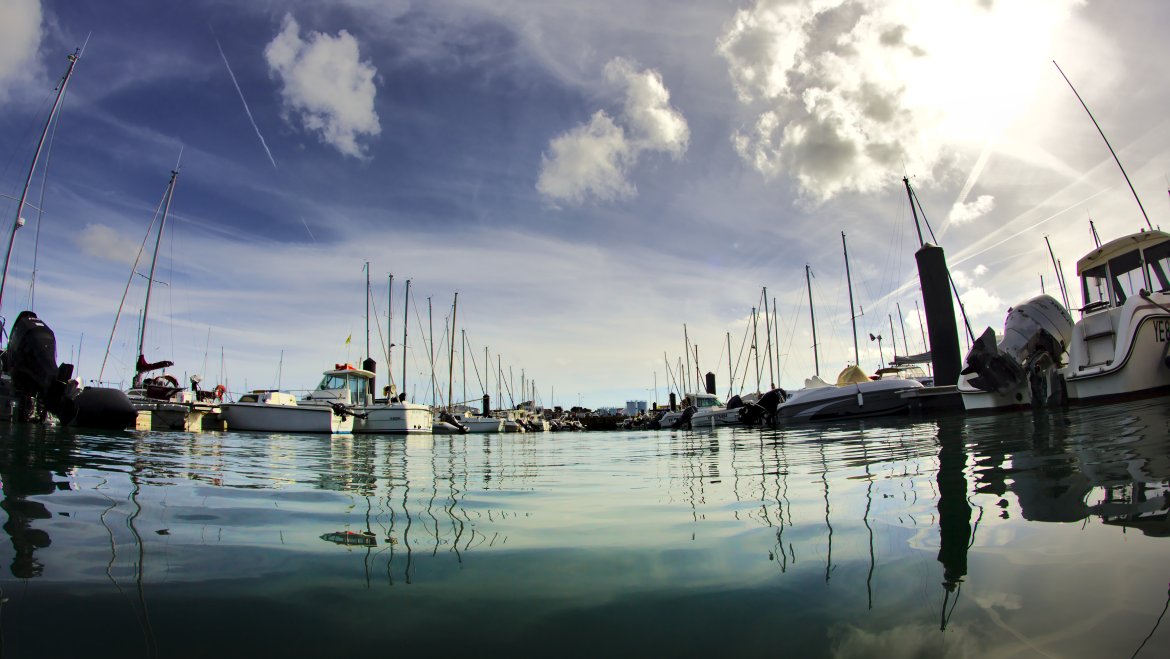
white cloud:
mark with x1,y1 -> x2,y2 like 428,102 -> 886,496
973,264 -> 988,278
74,224 -> 139,266
717,0 -> 1080,204
603,57 -> 689,156
265,13 -> 381,159
536,111 -> 634,205
949,194 -> 996,225
0,0 -> 43,101
538,57 -> 689,206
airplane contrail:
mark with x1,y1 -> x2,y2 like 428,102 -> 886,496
211,28 -> 278,170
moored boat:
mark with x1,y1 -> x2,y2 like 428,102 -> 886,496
220,391 -> 353,434
1059,229 -> 1170,402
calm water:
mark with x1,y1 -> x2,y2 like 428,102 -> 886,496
1,399 -> 1168,658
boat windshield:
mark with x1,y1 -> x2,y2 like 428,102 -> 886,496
696,396 -> 724,408
1109,250 -> 1146,305
1144,240 -> 1170,293
318,373 -> 367,402
1082,264 -> 1110,309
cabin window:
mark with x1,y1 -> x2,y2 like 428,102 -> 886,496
1109,250 -> 1146,305
318,374 -> 348,390
1144,241 -> 1170,292
349,376 -> 366,402
1082,264 -> 1110,308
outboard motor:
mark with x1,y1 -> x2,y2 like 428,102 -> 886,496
738,388 -> 786,427
671,405 -> 697,430
961,294 -> 1073,405
2,311 -> 75,422
439,410 -> 469,433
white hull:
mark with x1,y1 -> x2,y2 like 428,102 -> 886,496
354,403 -> 433,434
221,402 -> 352,433
1062,308 -> 1170,402
689,407 -> 741,428
461,416 -> 504,433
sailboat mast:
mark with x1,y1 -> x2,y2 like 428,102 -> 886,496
135,169 -> 179,385
842,232 -> 860,367
726,331 -> 733,399
683,325 -> 691,394
387,274 -> 394,388
751,307 -> 760,392
773,298 -> 781,387
763,287 -> 775,389
1,51 -> 80,315
364,262 -> 370,360
448,292 -> 458,412
806,264 -> 819,377
401,279 -> 410,399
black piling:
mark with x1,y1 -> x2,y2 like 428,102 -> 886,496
916,244 -> 962,386
362,358 -> 376,397
705,372 -> 716,395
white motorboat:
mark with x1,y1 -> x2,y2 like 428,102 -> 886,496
775,366 -> 923,422
454,413 -> 504,433
957,294 -> 1074,411
1059,229 -> 1170,402
303,364 -> 432,434
220,391 -> 353,434
657,392 -> 725,429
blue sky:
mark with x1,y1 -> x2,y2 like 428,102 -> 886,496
2,0 -> 1169,408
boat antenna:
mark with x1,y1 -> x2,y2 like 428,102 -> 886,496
896,302 -> 909,357
806,264 -> 819,377
364,261 -> 370,361
0,50 -> 81,318
1089,218 -> 1102,248
1043,235 -> 1072,309
1053,60 -> 1152,230
842,232 -> 860,367
683,324 -> 691,394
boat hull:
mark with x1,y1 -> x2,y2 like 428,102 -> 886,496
221,402 -> 352,434
777,379 -> 923,422
1062,312 -> 1170,402
354,403 -> 433,434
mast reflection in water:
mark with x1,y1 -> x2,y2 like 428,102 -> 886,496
0,398 -> 1167,657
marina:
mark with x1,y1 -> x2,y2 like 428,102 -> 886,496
0,398 -> 1166,656
2,2 -> 1170,656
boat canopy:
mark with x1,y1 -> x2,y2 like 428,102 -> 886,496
836,365 -> 870,385
1076,230 -> 1170,275
891,351 -> 931,366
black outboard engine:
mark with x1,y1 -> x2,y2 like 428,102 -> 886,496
2,311 -> 136,429
738,388 -> 786,427
439,410 -> 469,433
2,311 -> 75,422
671,405 -> 697,430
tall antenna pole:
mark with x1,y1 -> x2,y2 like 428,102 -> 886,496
806,265 -> 819,377
387,274 -> 394,388
1089,219 -> 1102,248
1,51 -> 81,315
683,325 -> 691,394
726,331 -> 734,399
842,232 -> 860,367
1054,61 -> 1152,230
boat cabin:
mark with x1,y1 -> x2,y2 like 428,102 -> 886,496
1073,229 -> 1170,369
682,393 -> 724,409
305,364 -> 375,405
1078,230 -> 1170,314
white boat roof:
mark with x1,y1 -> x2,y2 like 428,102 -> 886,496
323,366 -> 375,379
1076,229 -> 1170,275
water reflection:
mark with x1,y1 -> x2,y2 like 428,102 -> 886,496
0,399 -> 1166,656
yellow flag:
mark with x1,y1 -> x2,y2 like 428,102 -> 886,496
345,334 -> 352,345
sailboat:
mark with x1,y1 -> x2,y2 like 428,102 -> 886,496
774,233 -> 923,422
0,50 -> 137,430
110,168 -> 222,430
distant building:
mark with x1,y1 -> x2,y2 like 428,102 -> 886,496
625,400 -> 648,416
